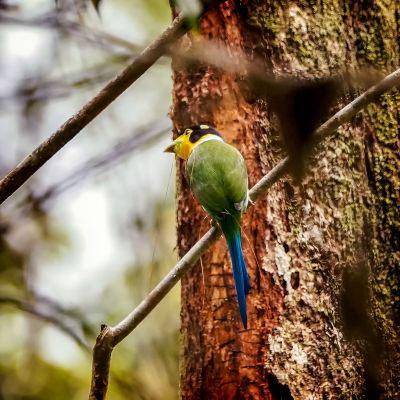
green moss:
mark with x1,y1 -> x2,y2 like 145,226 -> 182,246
341,202 -> 365,235
353,1 -> 398,67
368,94 -> 399,147
255,11 -> 284,35
246,2 -> 283,34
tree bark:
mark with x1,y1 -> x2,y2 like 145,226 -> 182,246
170,1 -> 399,398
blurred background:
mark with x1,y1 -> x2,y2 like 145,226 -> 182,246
0,1 -> 179,399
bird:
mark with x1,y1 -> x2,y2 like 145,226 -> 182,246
165,124 -> 250,328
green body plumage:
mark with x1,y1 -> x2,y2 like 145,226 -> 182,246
187,140 -> 248,218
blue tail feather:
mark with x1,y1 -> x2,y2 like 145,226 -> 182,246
242,259 -> 250,296
227,233 -> 249,329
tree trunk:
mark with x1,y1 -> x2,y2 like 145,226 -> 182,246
170,1 -> 399,398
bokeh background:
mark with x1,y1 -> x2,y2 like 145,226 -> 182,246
0,1 -> 179,399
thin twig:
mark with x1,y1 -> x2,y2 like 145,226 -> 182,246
25,119 -> 172,207
0,296 -> 90,350
0,13 -> 142,55
56,19 -> 142,55
0,57 -> 129,108
87,68 -> 400,399
0,15 -> 187,205
112,226 -> 222,344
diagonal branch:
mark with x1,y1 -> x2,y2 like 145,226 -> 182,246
0,15 -> 187,205
88,68 -> 400,399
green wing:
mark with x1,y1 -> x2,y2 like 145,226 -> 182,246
186,140 -> 248,219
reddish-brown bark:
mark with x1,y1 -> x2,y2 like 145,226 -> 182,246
171,5 -> 289,398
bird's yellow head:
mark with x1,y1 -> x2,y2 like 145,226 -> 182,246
164,124 -> 224,160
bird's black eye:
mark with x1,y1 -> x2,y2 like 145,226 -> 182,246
188,130 -> 203,143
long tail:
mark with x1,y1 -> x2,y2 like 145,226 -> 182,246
222,221 -> 249,329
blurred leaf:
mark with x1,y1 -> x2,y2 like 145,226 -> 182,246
175,0 -> 202,16
243,73 -> 343,182
269,77 -> 342,183
174,0 -> 202,31
91,0 -> 102,15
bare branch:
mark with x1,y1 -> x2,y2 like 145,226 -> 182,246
112,226 -> 221,344
0,15 -> 187,205
87,68 -> 400,399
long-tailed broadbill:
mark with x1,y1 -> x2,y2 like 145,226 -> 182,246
165,125 -> 249,328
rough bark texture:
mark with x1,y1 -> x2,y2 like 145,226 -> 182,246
170,1 -> 399,399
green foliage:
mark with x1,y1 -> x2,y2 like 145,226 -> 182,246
0,354 -> 88,400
